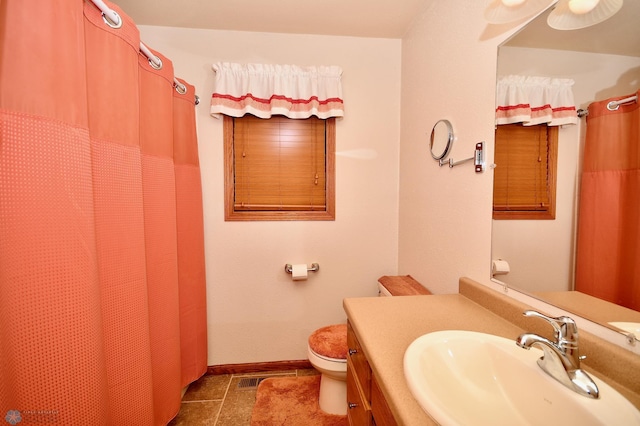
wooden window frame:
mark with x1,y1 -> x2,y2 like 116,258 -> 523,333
224,115 -> 335,221
492,124 -> 558,220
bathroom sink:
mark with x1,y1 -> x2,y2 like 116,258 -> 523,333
609,322 -> 640,337
403,330 -> 640,426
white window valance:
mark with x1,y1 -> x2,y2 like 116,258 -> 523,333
495,75 -> 577,126
210,62 -> 344,119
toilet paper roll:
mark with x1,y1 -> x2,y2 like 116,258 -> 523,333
291,264 -> 308,281
492,259 -> 510,276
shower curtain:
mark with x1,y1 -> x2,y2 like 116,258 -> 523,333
0,1 -> 207,424
575,90 -> 640,311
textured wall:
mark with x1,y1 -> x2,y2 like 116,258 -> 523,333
138,26 -> 402,365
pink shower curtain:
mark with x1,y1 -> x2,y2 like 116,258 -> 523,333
575,90 -> 640,311
0,1 -> 207,424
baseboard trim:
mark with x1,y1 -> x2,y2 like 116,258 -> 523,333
207,360 -> 313,375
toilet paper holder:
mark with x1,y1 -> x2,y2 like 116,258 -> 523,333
284,263 -> 320,274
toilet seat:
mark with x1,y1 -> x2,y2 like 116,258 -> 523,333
308,346 -> 347,364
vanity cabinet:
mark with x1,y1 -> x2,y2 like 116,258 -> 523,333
347,321 -> 398,426
371,374 -> 397,426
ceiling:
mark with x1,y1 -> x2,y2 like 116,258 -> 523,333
504,1 -> 640,57
111,0 -> 639,57
110,0 -> 427,39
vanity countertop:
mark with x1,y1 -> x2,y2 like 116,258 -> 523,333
343,293 -> 525,425
535,290 -> 640,327
343,278 -> 640,425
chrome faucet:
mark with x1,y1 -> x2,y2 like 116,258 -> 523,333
516,310 -> 599,399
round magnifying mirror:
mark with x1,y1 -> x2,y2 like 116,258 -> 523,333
430,119 -> 454,161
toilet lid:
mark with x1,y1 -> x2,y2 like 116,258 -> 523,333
308,324 -> 347,360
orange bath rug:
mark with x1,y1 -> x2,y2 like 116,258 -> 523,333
250,375 -> 348,426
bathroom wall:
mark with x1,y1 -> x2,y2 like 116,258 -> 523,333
137,26 -> 402,365
136,2 -> 638,365
398,2 -> 640,298
398,2 -> 640,353
398,1 -> 517,293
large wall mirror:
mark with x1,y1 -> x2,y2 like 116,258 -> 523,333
491,2 -> 640,338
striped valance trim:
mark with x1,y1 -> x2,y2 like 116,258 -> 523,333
495,75 -> 577,126
210,62 -> 344,119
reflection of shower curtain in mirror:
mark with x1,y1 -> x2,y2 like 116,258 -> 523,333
575,90 -> 640,311
0,1 -> 207,424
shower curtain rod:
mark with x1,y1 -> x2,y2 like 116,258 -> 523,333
138,42 -> 188,94
577,94 -> 638,118
89,0 -> 200,105
607,94 -> 637,111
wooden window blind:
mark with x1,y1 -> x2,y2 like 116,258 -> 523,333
493,123 -> 557,220
224,115 -> 335,221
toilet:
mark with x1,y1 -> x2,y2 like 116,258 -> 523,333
307,276 -> 430,415
307,323 -> 348,415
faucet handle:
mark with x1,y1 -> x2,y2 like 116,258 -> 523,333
522,310 -> 578,345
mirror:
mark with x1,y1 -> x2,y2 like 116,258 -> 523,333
490,3 -> 640,338
429,119 -> 454,161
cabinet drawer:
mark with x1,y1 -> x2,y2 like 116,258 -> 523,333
347,357 -> 371,426
371,373 -> 398,426
347,321 -> 371,401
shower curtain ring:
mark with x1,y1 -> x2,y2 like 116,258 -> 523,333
101,11 -> 122,29
607,101 -> 621,111
149,56 -> 163,70
175,83 -> 187,95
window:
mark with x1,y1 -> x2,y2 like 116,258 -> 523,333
492,123 -> 558,220
224,115 -> 335,221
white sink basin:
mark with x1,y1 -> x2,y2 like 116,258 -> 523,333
609,322 -> 640,336
404,330 -> 640,426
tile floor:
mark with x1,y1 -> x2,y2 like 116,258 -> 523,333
168,369 -> 319,425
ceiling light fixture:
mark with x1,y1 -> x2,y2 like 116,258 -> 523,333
484,0 -> 556,24
568,0 -> 600,14
548,0 -> 623,30
502,0 -> 527,6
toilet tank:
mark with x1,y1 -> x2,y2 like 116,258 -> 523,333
378,282 -> 393,297
377,275 -> 432,297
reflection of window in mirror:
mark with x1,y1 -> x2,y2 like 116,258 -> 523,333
224,115 -> 335,221
493,124 -> 557,220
